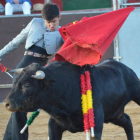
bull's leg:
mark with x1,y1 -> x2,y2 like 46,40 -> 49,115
110,113 -> 134,140
93,107 -> 104,140
48,118 -> 64,140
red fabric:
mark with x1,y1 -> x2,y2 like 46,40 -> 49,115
53,7 -> 135,66
80,74 -> 86,95
88,108 -> 95,128
0,63 -> 7,72
83,113 -> 90,132
85,71 -> 92,90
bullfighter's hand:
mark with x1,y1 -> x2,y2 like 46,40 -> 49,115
14,0 -> 19,4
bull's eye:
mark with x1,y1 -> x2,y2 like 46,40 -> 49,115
24,83 -> 30,88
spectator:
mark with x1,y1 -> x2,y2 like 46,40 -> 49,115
5,0 -> 32,15
0,3 -> 5,13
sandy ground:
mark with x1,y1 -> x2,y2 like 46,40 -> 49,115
0,101 -> 140,140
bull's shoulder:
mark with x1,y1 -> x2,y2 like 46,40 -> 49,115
46,61 -> 80,71
96,59 -> 117,67
96,59 -> 127,70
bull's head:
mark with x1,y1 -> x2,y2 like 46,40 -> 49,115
3,63 -> 55,112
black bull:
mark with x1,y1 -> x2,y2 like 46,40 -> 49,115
3,59 -> 140,140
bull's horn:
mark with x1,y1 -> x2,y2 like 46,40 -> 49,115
31,70 -> 45,79
8,68 -> 24,73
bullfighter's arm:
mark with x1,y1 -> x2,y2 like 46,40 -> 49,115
0,19 -> 34,59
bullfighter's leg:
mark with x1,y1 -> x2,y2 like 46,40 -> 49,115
48,118 -> 64,140
3,112 -> 28,140
110,113 -> 134,140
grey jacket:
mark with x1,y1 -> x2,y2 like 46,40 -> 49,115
0,18 -> 63,59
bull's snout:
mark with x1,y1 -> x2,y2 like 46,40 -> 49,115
3,100 -> 10,110
3,101 -> 10,109
3,100 -> 16,112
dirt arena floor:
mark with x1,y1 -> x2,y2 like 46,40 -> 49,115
0,101 -> 140,140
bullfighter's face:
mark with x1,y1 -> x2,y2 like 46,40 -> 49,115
3,63 -> 52,112
44,15 -> 61,31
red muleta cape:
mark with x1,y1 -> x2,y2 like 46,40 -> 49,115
53,7 -> 134,66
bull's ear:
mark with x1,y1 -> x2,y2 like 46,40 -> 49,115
44,79 -> 55,87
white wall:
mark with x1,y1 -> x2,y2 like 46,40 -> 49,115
118,8 -> 140,77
